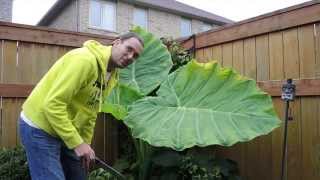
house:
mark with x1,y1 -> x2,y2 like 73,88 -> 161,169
0,0 -> 13,22
37,0 -> 233,38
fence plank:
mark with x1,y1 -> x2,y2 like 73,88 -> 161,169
1,98 -> 18,148
301,98 -> 319,180
243,38 -> 256,80
283,29 -> 300,78
256,33 -> 272,180
316,23 -> 320,78
222,43 -> 233,68
2,41 -> 18,83
232,40 -> 244,74
211,45 -> 222,64
269,31 -> 285,180
243,36 -> 258,180
230,39 -> 246,176
256,34 -> 269,81
203,47 -> 212,62
195,49 -> 204,62
271,98 -> 285,180
0,40 -> 2,82
299,25 -> 316,78
298,24 -> 319,180
283,27 -> 302,180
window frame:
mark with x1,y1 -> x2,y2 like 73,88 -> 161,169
89,0 -> 117,32
133,6 -> 148,30
180,17 -> 192,37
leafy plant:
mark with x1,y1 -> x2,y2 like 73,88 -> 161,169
161,37 -> 192,73
149,148 -> 241,180
88,168 -> 117,180
104,27 -> 280,180
0,146 -> 30,180
125,60 -> 280,150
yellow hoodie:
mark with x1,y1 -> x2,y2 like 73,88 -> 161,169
22,40 -> 118,149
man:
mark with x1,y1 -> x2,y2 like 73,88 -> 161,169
19,32 -> 144,180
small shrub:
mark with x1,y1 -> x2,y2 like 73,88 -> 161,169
0,146 -> 30,180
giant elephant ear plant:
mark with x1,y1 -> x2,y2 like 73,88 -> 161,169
102,27 -> 280,151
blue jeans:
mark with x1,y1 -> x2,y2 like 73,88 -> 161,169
19,118 -> 87,180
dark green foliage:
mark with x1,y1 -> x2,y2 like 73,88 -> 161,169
161,38 -> 192,73
0,146 -> 30,180
149,149 -> 241,180
88,168 -> 117,180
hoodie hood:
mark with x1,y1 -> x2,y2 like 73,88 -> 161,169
84,40 -> 112,79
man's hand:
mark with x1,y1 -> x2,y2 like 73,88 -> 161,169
74,143 -> 95,170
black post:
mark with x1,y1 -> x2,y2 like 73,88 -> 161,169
280,79 -> 295,180
280,100 -> 289,180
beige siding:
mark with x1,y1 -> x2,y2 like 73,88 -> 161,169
48,0 -> 78,31
45,0 -> 222,38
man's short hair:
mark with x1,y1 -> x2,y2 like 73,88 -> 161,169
118,32 -> 144,47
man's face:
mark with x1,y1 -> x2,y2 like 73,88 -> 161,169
111,37 -> 143,68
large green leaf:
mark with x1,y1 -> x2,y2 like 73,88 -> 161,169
120,26 -> 173,95
102,26 -> 172,119
124,60 -> 281,151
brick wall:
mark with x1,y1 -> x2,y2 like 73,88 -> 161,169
0,0 -> 13,22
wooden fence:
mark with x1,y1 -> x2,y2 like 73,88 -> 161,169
0,21 -> 119,163
181,1 -> 320,180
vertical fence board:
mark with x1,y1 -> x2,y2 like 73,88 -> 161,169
222,43 -> 233,68
271,98 -> 285,180
3,41 -> 18,83
243,38 -> 256,79
195,49 -> 204,62
1,98 -> 18,148
256,34 -> 272,180
298,24 -> 319,180
283,29 -> 300,79
269,31 -> 285,180
316,23 -> 320,78
232,40 -> 244,74
243,37 -> 258,180
269,32 -> 284,80
30,44 -> 50,83
230,39 -> 246,176
298,25 -> 316,78
0,40 -> 3,82
283,28 -> 302,180
301,98 -> 319,180
211,45 -> 222,64
203,47 -> 212,62
15,99 -> 24,145
256,34 -> 270,81
18,42 -> 34,84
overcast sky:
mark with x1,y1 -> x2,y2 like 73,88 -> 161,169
12,0 -> 310,25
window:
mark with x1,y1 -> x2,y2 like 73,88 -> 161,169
133,7 -> 148,29
89,0 -> 116,31
202,23 -> 212,32
180,18 -> 191,37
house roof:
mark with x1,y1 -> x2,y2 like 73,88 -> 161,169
38,0 -> 234,26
